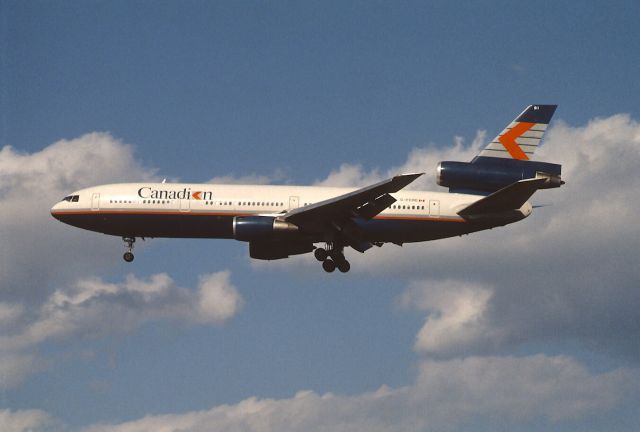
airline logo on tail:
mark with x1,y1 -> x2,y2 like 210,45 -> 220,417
478,105 -> 557,161
498,121 -> 535,160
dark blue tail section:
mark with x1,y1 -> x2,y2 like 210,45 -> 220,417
436,104 -> 562,194
437,158 -> 562,194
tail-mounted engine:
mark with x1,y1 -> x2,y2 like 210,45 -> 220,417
436,157 -> 563,193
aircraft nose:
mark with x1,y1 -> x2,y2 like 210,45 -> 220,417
50,202 -> 64,221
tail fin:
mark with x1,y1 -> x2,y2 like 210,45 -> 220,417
474,105 -> 557,161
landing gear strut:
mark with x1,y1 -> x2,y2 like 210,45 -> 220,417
123,237 -> 135,262
315,242 -> 350,273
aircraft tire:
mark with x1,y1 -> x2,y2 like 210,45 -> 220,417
322,259 -> 336,273
337,260 -> 350,273
314,248 -> 328,261
123,252 -> 134,262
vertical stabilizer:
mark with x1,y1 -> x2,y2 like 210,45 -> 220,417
474,104 -> 557,161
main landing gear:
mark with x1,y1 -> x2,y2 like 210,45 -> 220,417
123,237 -> 135,262
314,243 -> 351,273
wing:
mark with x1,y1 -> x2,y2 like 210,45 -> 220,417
283,173 -> 423,249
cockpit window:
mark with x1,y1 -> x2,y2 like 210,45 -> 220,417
62,196 -> 72,202
61,195 -> 79,202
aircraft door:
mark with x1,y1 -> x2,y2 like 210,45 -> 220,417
429,200 -> 440,217
288,196 -> 299,210
179,199 -> 190,212
91,193 -> 100,211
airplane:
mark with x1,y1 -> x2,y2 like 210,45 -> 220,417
51,105 -> 563,273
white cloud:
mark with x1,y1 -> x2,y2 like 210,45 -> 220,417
400,280 -> 505,357
313,130 -> 486,190
0,353 -> 41,391
208,169 -> 287,185
196,272 -> 244,324
0,133 -> 159,303
0,134 -> 245,389
292,114 -> 640,360
0,408 -> 56,432
0,302 -> 23,327
83,354 -> 638,432
3,119 -> 639,430
0,271 -> 242,389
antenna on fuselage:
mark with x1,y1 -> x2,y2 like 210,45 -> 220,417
162,179 -> 167,184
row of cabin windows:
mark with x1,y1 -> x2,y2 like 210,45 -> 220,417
238,202 -> 285,207
391,205 -> 425,210
109,200 -> 425,210
141,200 -> 170,204
204,201 -> 285,207
128,200 -> 287,206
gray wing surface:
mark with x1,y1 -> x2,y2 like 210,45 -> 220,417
283,173 -> 423,232
457,177 -> 547,217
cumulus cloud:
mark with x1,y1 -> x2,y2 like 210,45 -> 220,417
0,133 -> 246,389
298,114 -> 640,361
83,354 -> 638,432
208,169 -> 287,185
0,133 -> 159,303
3,118 -> 639,430
0,408 -> 57,432
0,271 -> 242,389
400,280 -> 505,357
313,130 -> 486,189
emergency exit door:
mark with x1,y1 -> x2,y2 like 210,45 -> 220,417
289,196 -> 299,210
429,200 -> 440,217
91,193 -> 100,211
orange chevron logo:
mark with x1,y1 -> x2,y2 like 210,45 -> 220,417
498,122 -> 534,160
192,191 -> 202,200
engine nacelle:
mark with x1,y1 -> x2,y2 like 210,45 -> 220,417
233,216 -> 299,242
250,240 -> 314,260
436,158 -> 562,193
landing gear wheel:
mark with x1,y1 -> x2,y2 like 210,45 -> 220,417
122,237 -> 136,263
337,259 -> 350,273
314,248 -> 328,262
322,259 -> 336,273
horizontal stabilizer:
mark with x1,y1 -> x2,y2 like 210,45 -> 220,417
458,178 -> 547,217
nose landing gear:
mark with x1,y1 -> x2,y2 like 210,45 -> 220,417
315,243 -> 350,273
123,237 -> 135,262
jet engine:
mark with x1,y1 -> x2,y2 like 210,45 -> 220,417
249,240 -> 314,260
436,158 -> 562,193
233,216 -> 299,241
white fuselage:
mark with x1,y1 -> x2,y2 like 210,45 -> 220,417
51,182 -> 531,244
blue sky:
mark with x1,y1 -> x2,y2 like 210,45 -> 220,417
1,1 -> 640,431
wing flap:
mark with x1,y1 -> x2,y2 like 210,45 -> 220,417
356,193 -> 396,219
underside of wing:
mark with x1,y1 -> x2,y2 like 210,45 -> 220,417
284,173 -> 423,227
283,173 -> 423,250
